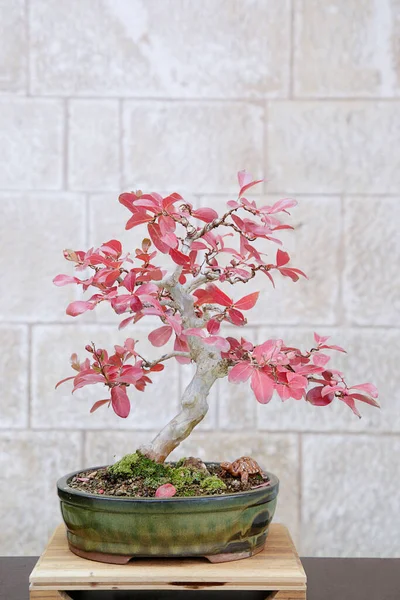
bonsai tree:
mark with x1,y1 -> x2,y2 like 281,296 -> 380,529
55,171 -> 379,464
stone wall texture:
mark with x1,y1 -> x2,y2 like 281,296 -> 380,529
0,0 -> 399,557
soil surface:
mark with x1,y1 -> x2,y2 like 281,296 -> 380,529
68,460 -> 270,498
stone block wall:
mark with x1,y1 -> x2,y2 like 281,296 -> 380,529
0,0 -> 399,557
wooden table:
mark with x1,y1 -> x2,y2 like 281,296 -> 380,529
1,551 -> 399,599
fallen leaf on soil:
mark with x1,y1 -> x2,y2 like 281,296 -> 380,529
155,483 -> 177,498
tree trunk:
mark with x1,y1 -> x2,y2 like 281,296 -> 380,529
140,352 -> 227,463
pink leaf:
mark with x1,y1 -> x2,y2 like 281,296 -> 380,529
321,384 -> 343,397
118,365 -> 143,385
340,395 -> 361,418
312,353 -> 331,367
90,399 -> 110,413
184,328 -> 206,339
66,301 -> 94,317
235,291 -> 259,311
53,274 -> 78,286
148,325 -> 173,347
314,332 -> 330,345
118,315 -> 135,330
237,170 -> 253,188
72,373 -> 105,392
192,207 -> 218,223
349,383 -> 379,398
55,375 -> 75,389
228,362 -> 253,383
250,369 -> 274,404
203,336 -> 231,352
155,483 -> 177,498
111,386 -> 130,418
269,198 -> 297,214
349,393 -> 380,408
237,170 -> 263,196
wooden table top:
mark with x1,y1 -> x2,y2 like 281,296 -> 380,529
29,524 -> 306,591
2,555 -> 400,599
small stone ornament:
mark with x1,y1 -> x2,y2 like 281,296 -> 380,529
220,456 -> 265,484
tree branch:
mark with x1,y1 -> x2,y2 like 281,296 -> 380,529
141,351 -> 191,368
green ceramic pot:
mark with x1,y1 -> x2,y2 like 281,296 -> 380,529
57,464 -> 279,564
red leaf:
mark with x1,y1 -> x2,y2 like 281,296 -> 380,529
276,249 -> 290,267
111,386 -> 130,418
90,399 -> 110,413
279,267 -> 306,282
123,271 -> 136,292
250,369 -> 274,404
118,365 -> 143,385
119,192 -> 137,210
263,270 -> 275,287
101,239 -> 122,256
125,210 -> 153,230
193,288 -> 215,306
235,291 -> 259,311
169,248 -> 190,265
155,483 -> 176,498
66,301 -> 94,317
192,207 -> 218,223
207,318 -> 220,334
306,386 -> 334,406
174,335 -> 191,364
228,362 -> 253,383
148,222 -> 171,254
149,363 -> 165,372
148,325 -> 173,347
227,308 -> 245,326
207,284 -> 232,307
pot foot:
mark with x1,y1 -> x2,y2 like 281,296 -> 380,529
68,542 -> 133,564
205,543 -> 265,563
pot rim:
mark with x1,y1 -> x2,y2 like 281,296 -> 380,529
57,463 -> 279,504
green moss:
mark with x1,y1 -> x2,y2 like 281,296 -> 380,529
108,452 -> 227,496
200,475 -> 227,493
108,452 -> 140,478
143,475 -> 169,490
169,466 -> 204,492
109,451 -> 169,483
